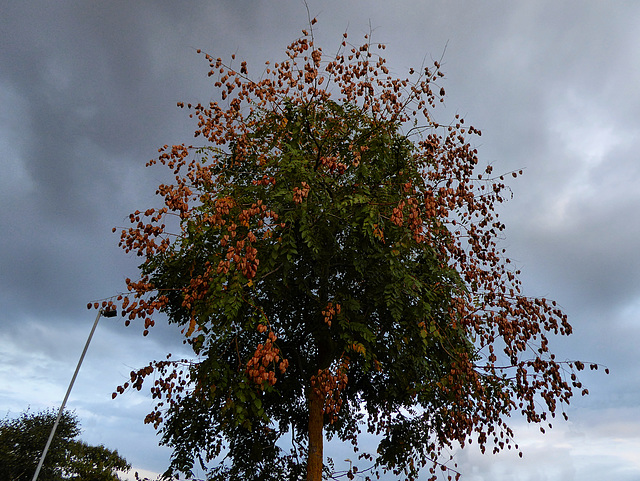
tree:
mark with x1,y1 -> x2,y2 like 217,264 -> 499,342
0,408 -> 130,481
107,22 -> 599,481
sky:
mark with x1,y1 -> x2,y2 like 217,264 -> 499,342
1,1 -> 639,479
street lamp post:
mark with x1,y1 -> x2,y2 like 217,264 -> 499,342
31,307 -> 117,481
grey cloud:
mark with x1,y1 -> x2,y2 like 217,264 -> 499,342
2,1 -> 640,479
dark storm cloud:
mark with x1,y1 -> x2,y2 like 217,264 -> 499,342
1,3 -> 183,323
2,1 -> 640,479
0,1 -> 330,323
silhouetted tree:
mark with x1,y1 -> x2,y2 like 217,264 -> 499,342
0,408 -> 130,481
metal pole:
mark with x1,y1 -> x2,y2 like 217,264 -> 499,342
31,308 -> 106,481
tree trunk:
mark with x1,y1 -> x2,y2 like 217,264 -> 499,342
306,385 -> 324,481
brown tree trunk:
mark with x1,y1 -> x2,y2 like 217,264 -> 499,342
306,385 -> 324,481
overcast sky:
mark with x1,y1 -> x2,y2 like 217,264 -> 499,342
2,1 -> 639,480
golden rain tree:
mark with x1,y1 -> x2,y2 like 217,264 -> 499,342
103,22 -> 599,481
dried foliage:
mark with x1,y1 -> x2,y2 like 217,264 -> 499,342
101,21 -> 600,481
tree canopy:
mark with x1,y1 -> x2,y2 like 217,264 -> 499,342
105,22 -> 597,481
0,408 -> 130,481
